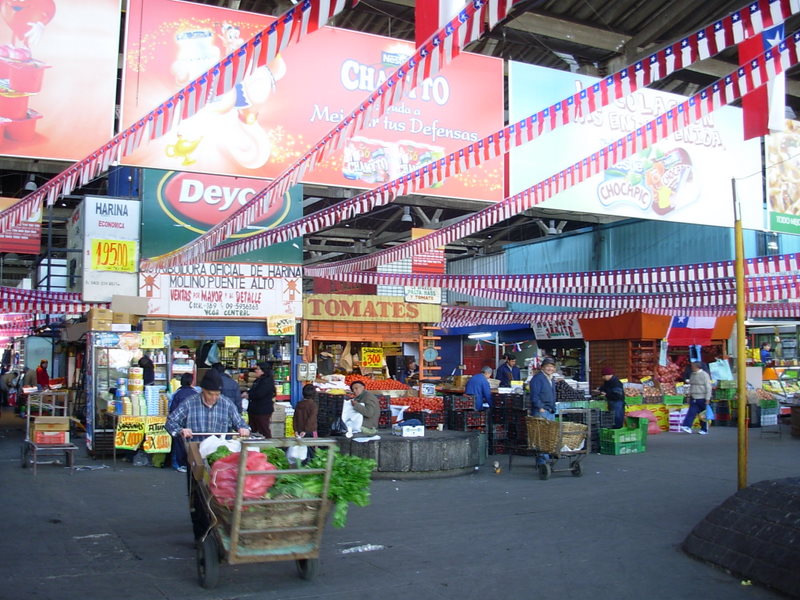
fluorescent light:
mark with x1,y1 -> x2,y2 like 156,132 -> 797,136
468,332 -> 492,339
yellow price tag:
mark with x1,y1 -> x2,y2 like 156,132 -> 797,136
141,331 -> 164,348
361,347 -> 384,368
267,314 -> 296,336
225,336 -> 240,348
90,239 -> 136,272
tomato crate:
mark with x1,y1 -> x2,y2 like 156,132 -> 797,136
377,395 -> 391,410
449,410 -> 487,430
403,411 -> 444,427
600,439 -> 646,455
378,410 -> 392,429
444,395 -> 475,411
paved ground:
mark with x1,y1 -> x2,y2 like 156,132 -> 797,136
1,407 -> 797,600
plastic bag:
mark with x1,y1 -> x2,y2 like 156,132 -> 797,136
342,400 -> 364,434
286,444 -> 308,464
132,450 -> 150,467
627,409 -> 661,435
709,359 -> 733,382
209,451 -> 276,505
705,404 -> 715,421
330,417 -> 348,435
199,435 -> 241,459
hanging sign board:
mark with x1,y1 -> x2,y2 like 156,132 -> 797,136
142,417 -> 171,453
225,336 -> 240,348
115,416 -> 146,450
532,319 -> 583,340
267,314 -> 296,336
141,331 -> 165,348
361,347 -> 384,368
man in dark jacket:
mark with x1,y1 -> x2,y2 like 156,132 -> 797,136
496,354 -> 521,388
212,363 -> 242,413
529,357 -> 557,466
598,366 -> 626,429
247,362 -> 275,437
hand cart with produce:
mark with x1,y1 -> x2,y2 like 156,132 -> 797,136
185,433 -> 375,589
525,408 -> 590,480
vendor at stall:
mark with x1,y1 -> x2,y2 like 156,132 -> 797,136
496,354 -> 521,388
465,366 -> 493,411
597,366 -> 625,429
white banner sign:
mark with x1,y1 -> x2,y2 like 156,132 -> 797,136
140,262 -> 303,319
404,286 -> 442,304
532,319 -> 583,340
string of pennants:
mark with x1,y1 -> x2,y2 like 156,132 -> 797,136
205,0 -> 800,269
0,286 -> 109,315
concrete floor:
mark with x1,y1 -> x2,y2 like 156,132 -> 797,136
1,407 -> 797,600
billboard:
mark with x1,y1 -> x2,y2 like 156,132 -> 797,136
0,0 -> 119,161
0,196 -> 41,254
766,119 -> 800,234
67,196 -> 141,302
508,62 -> 763,226
139,169 -> 302,264
121,0 -> 504,202
140,262 -> 302,320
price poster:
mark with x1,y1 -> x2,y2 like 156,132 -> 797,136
115,416 -> 146,450
360,347 -> 384,368
142,417 -> 171,453
225,336 -> 240,348
90,239 -> 137,272
141,331 -> 165,348
267,314 -> 296,336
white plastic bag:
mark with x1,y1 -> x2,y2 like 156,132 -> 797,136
198,435 -> 241,459
341,400 -> 364,435
286,444 -> 308,464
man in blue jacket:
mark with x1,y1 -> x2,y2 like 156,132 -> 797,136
529,357 -> 557,465
465,366 -> 493,411
496,354 -> 521,388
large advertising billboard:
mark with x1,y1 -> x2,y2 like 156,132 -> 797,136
121,0 -> 504,202
508,62 -> 763,226
0,0 -> 119,161
766,119 -> 800,234
139,169 -> 303,264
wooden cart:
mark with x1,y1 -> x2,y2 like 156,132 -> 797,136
186,435 -> 336,589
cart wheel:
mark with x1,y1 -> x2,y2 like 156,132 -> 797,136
196,535 -> 220,589
296,558 -> 319,581
190,492 -> 210,540
538,463 -> 551,481
571,461 -> 583,477
20,444 -> 29,468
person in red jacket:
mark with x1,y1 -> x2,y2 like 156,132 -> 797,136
36,359 -> 50,390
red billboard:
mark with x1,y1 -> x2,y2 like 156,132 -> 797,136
121,0 -> 504,202
0,0 -> 119,161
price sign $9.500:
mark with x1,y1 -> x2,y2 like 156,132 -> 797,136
90,239 -> 137,272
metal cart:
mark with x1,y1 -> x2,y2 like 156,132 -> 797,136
21,390 -> 79,475
185,435 -> 336,589
525,408 -> 590,480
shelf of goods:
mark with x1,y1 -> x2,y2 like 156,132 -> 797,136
220,344 -> 293,401
762,367 -> 800,399
171,349 -> 194,376
588,339 -> 658,389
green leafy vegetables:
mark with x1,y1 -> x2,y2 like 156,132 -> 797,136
206,446 -> 232,466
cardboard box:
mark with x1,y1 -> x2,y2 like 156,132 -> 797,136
33,431 -> 69,445
111,294 -> 150,315
141,320 -> 164,332
112,312 -> 139,326
33,416 -> 69,431
88,307 -> 113,320
392,424 -> 425,437
91,320 -> 112,331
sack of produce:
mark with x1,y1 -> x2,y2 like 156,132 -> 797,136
209,451 -> 276,505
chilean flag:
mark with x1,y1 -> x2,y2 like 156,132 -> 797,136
667,316 -> 717,346
416,0 -> 462,47
738,23 -> 786,140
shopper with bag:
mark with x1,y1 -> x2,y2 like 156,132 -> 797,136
597,366 -> 626,429
681,362 -> 712,435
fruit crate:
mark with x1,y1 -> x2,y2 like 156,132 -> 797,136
624,395 -> 643,405
758,398 -> 779,409
449,410 -> 487,430
403,411 -> 444,428
378,410 -> 392,429
443,395 -> 475,411
715,388 -> 737,400
600,439 -> 646,455
377,395 -> 391,411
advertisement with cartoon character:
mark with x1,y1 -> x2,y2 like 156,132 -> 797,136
0,0 -> 118,161
120,0 -> 504,202
508,63 -> 763,226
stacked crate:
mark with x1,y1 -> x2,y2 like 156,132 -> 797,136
316,392 -> 345,436
759,398 -> 780,426
377,394 -> 392,429
402,410 -> 445,429
599,416 -> 648,454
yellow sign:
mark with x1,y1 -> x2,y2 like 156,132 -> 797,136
304,295 -> 442,322
361,346 -> 384,368
115,416 -> 146,450
90,239 -> 136,272
225,336 -> 240,348
267,314 -> 296,336
142,416 -> 171,453
141,331 -> 164,348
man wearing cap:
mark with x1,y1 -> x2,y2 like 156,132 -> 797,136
349,380 -> 380,435
530,358 -> 558,465
598,366 -> 625,429
465,366 -> 494,411
166,370 -> 250,464
496,354 -> 521,388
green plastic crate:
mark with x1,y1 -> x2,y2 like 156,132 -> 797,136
625,416 -> 649,432
718,380 -> 737,389
624,396 -> 643,405
663,395 -> 685,405
600,427 -> 640,444
600,439 -> 646,455
588,400 -> 608,410
714,388 -> 737,400
758,398 -> 778,409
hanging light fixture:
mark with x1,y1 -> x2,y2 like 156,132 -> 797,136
401,206 -> 412,222
24,175 -> 37,191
